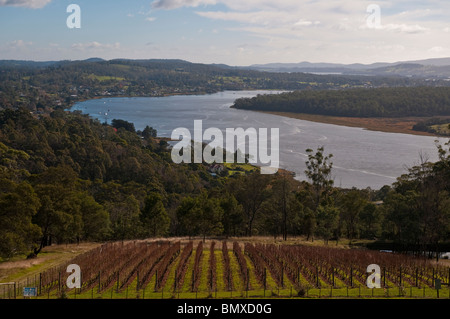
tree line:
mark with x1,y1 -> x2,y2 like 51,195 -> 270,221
1,109 -> 449,260
232,87 -> 450,118
0,59 -> 440,113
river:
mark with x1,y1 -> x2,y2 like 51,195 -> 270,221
71,90 -> 444,189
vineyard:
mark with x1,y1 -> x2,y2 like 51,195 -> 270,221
1,239 -> 449,299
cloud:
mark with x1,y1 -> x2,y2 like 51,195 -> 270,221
152,0 -> 216,10
8,39 -> 33,48
145,17 -> 157,22
71,42 -> 121,51
429,46 -> 445,53
0,0 -> 51,8
361,22 -> 428,34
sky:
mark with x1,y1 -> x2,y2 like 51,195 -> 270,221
1,0 -> 450,66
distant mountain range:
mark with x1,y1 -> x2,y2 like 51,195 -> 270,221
3,57 -> 450,78
248,57 -> 450,78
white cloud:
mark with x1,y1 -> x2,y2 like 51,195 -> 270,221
0,0 -> 51,9
71,42 -> 121,51
429,46 -> 445,53
8,39 -> 33,48
145,17 -> 157,22
152,0 -> 216,10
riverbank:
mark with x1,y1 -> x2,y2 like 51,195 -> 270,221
259,111 -> 439,137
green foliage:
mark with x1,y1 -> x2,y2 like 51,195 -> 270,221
0,181 -> 41,258
232,87 -> 450,118
0,107 -> 449,258
141,192 -> 170,237
176,191 -> 224,239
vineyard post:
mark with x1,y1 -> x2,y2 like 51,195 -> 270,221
210,269 -> 213,292
432,268 -> 435,288
316,266 -> 319,287
350,267 -> 353,287
332,267 -> 335,287
136,271 -> 139,291
399,266 -> 402,287
281,266 -> 284,288
383,267 -> 386,287
116,272 -> 119,293
264,268 -> 267,291
448,268 -> 450,286
246,268 -> 249,295
415,268 -> 418,287
174,270 -> 177,292
448,268 -> 450,288
40,273 -> 43,295
155,270 -> 159,291
98,271 -> 101,293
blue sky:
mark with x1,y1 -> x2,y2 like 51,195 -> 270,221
1,0 -> 450,65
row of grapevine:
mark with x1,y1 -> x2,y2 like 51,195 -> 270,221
208,241 -> 216,292
233,242 -> 249,289
191,241 -> 203,292
174,241 -> 193,291
29,240 -> 449,299
222,241 -> 233,291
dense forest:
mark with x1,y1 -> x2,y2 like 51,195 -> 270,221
0,109 -> 449,260
232,87 -> 450,118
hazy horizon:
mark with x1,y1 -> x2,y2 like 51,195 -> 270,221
1,1 -> 450,66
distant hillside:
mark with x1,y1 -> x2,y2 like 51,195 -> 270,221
249,57 -> 450,78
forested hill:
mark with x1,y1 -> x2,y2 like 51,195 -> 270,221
1,106 -> 450,259
231,87 -> 450,118
0,58 -> 439,112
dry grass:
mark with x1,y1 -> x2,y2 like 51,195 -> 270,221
0,243 -> 101,283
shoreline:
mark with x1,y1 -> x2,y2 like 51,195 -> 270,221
258,111 -> 442,137
70,91 -> 443,138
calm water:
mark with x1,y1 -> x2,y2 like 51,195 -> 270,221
72,90 -> 444,189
